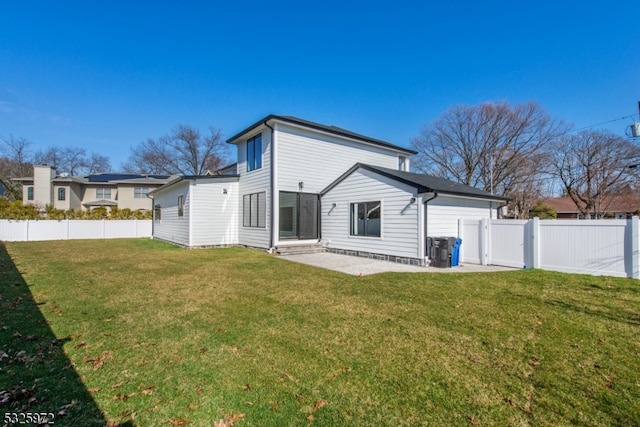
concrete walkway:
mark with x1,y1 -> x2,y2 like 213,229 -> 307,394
277,252 -> 516,276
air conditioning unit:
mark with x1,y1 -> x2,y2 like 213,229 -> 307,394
632,123 -> 640,138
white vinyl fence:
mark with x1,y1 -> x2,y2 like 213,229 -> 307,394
0,219 -> 152,242
459,217 -> 640,278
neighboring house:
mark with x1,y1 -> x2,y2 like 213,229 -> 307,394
150,115 -> 508,265
537,195 -> 640,219
14,165 -> 170,212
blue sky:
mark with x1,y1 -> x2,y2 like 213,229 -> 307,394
1,1 -> 638,169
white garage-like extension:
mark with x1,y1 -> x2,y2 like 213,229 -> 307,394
320,163 -> 508,265
150,175 -> 239,248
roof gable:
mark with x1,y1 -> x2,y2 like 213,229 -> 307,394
322,163 -> 509,201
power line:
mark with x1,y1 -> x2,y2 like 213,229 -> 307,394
571,114 -> 637,133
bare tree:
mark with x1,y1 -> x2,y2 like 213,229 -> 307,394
86,152 -> 112,174
412,101 -> 568,216
124,125 -> 227,175
0,135 -> 33,200
34,146 -> 87,175
549,130 -> 640,219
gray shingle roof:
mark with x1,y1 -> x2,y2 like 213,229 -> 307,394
322,163 -> 510,201
226,115 -> 417,155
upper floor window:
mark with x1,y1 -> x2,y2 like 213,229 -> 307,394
247,134 -> 262,172
96,188 -> 111,199
398,156 -> 407,171
57,188 -> 66,201
178,195 -> 184,217
134,187 -> 149,198
27,186 -> 34,201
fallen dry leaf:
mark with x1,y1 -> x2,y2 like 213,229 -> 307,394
57,401 -> 75,417
282,372 -> 298,383
313,400 -> 327,411
307,414 -> 315,423
88,387 -> 101,393
213,413 -> 244,427
169,418 -> 189,426
83,351 -> 113,370
141,385 -> 155,396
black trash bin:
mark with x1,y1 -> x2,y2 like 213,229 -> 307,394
430,237 -> 452,268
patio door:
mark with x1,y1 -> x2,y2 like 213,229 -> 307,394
279,191 -> 319,240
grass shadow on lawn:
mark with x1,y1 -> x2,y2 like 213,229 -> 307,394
0,242 -> 133,427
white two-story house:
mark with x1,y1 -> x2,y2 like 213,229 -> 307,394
150,115 -> 508,265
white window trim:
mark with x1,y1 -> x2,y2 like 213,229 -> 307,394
348,199 -> 383,239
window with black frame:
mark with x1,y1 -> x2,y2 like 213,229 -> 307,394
246,134 -> 262,172
350,201 -> 381,237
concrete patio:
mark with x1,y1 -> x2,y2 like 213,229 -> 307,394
277,252 -> 516,276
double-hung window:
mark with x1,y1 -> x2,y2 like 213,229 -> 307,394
350,201 -> 381,237
134,187 -> 149,198
27,186 -> 34,201
57,188 -> 66,201
246,134 -> 262,172
96,188 -> 111,199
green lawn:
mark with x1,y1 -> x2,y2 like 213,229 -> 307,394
1,239 -> 639,427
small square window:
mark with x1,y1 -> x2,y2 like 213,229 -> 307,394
350,201 -> 381,237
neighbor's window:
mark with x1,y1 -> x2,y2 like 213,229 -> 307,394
178,195 -> 184,217
57,187 -> 66,201
243,192 -> 266,228
27,186 -> 34,201
96,187 -> 112,199
246,134 -> 262,172
154,204 -> 161,221
350,201 -> 381,237
134,187 -> 149,198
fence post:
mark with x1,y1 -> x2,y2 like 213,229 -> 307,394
480,218 -> 489,265
458,218 -> 464,262
630,216 -> 640,279
531,217 -> 540,269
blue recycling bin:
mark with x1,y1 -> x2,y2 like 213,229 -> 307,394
451,238 -> 462,267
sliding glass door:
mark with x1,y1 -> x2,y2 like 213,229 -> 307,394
279,192 -> 319,240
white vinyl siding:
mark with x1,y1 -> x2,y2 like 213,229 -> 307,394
427,195 -> 495,237
237,129 -> 271,248
152,181 -> 190,246
322,168 -> 420,259
276,124 -> 401,193
190,179 -> 239,246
